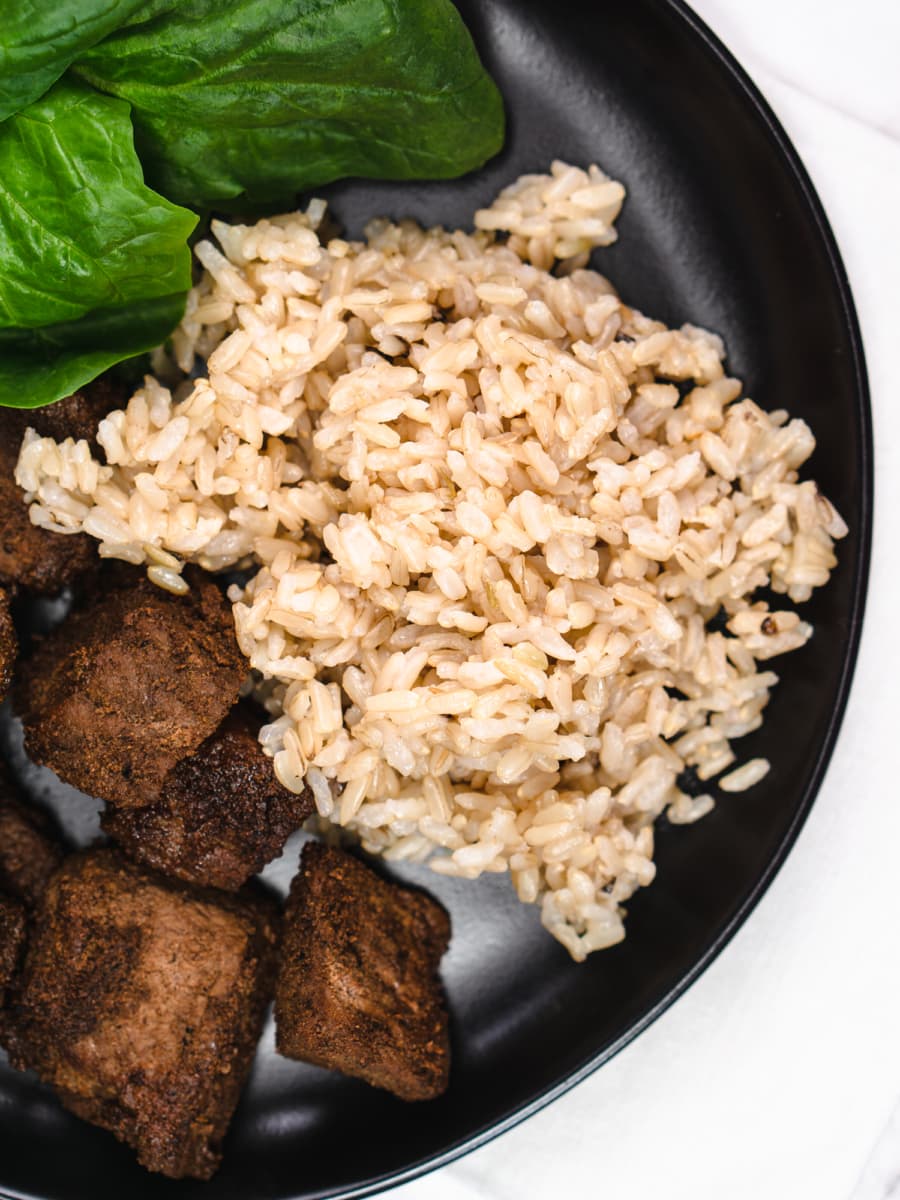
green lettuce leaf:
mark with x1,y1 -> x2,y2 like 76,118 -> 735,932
0,78 -> 197,330
71,0 -> 505,208
0,293 -> 186,409
0,79 -> 196,407
0,0 -> 158,122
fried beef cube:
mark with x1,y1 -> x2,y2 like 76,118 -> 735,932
17,575 -> 245,808
0,893 -> 28,1049
0,784 -> 64,909
0,894 -> 26,999
275,843 -> 451,1101
0,780 -> 63,1050
0,587 -> 16,699
20,376 -> 123,446
103,705 -> 315,890
8,847 -> 279,1180
0,378 -> 123,594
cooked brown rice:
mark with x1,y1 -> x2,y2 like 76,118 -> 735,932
15,161 -> 846,960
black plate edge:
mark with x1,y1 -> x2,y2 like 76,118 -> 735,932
0,3 -> 873,1199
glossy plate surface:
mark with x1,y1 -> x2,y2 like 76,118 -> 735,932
0,1 -> 871,1196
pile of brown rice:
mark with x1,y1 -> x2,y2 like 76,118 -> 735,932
16,161 -> 846,960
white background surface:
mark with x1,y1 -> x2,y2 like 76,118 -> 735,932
397,2 -> 900,1198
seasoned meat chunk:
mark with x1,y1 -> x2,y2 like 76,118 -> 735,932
0,893 -> 28,1050
8,848 -> 279,1180
0,378 -> 122,593
275,843 -> 451,1101
17,575 -> 245,808
103,705 -> 314,890
0,587 -> 16,699
0,894 -> 26,998
20,376 -> 123,446
0,461 -> 97,594
0,781 -> 62,1050
0,784 -> 64,909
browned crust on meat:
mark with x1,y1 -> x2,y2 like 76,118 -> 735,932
275,842 -> 451,1101
0,894 -> 26,996
0,780 -> 64,909
0,893 -> 28,1051
0,379 -> 123,594
16,575 -> 246,808
8,847 -> 279,1180
103,705 -> 314,890
18,376 -> 124,446
0,588 -> 16,699
0,460 -> 98,595
0,778 -> 64,1052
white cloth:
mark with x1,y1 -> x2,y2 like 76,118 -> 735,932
395,2 -> 900,1197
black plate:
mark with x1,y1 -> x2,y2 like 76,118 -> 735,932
0,1 -> 871,1197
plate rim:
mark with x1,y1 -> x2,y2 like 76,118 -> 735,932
0,1 -> 873,1197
